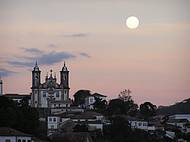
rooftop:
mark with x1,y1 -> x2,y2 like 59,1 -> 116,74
0,127 -> 32,137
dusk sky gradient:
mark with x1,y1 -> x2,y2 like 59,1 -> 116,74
0,0 -> 190,106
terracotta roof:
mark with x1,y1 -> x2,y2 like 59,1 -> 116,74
0,127 -> 32,137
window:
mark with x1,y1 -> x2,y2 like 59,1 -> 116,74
18,140 -> 21,142
49,117 -> 52,122
143,123 -> 147,126
5,139 -> 11,142
56,92 -> 59,97
51,125 -> 54,129
43,91 -> 46,97
27,140 -> 31,142
138,122 -> 142,126
22,140 -> 26,142
53,118 -> 56,122
90,98 -> 94,103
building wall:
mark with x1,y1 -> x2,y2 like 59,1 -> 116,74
0,136 -> 31,142
17,136 -> 32,142
0,136 -> 16,142
129,120 -> 148,130
48,116 -> 60,129
170,114 -> 190,121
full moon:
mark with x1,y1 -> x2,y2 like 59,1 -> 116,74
126,16 -> 139,29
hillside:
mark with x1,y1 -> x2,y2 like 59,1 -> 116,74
157,98 -> 190,115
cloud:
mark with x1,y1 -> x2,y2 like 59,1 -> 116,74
21,47 -> 43,54
38,51 -> 76,65
7,61 -> 33,67
0,68 -> 16,77
48,44 -> 57,48
63,33 -> 89,38
79,52 -> 91,58
7,51 -> 76,67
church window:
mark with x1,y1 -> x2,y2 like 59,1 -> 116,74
64,90 -> 67,94
43,91 -> 46,97
56,92 -> 59,97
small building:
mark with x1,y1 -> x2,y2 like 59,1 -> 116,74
0,127 -> 32,142
4,94 -> 31,106
85,93 -> 106,109
169,114 -> 190,121
47,111 -> 105,136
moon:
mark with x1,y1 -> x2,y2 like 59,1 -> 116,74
126,16 -> 139,29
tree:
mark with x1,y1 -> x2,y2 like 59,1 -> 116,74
140,102 -> 157,120
104,116 -> 131,142
118,89 -> 132,102
107,99 -> 125,115
0,96 -> 39,134
73,90 -> 91,106
93,97 -> 107,112
73,123 -> 88,132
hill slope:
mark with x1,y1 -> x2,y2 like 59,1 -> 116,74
157,98 -> 190,115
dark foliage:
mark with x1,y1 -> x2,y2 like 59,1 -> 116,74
106,98 -> 138,116
73,123 -> 88,132
0,96 -> 39,135
93,97 -> 107,113
140,102 -> 157,120
73,90 -> 91,106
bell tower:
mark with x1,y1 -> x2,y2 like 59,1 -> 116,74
60,61 -> 69,100
60,61 -> 69,88
32,61 -> 41,88
0,75 -> 3,96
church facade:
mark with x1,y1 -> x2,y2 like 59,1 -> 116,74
31,62 -> 71,108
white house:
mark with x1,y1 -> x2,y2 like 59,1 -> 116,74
0,127 -> 32,142
85,93 -> 107,109
47,111 -> 105,136
169,114 -> 190,121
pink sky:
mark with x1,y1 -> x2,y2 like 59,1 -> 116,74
0,0 -> 190,106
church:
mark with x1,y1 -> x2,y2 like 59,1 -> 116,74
31,61 -> 71,108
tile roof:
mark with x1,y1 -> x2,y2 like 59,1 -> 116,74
0,127 -> 32,137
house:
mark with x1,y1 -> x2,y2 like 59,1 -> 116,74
4,94 -> 31,106
84,93 -> 106,109
169,114 -> 190,121
47,111 -> 105,136
0,127 -> 32,142
167,119 -> 189,133
126,116 -> 156,131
